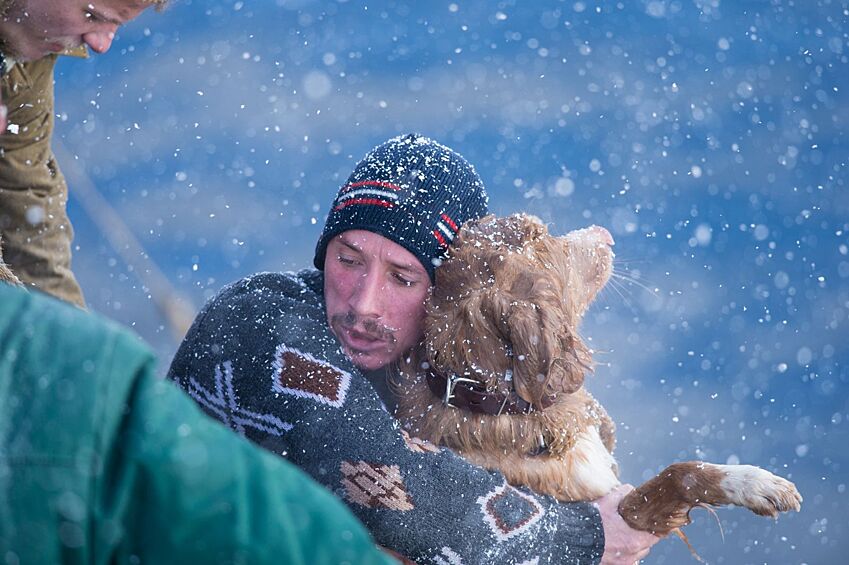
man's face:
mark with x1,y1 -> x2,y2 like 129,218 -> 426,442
0,0 -> 151,61
324,230 -> 431,371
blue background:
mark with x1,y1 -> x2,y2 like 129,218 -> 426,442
54,1 -> 846,562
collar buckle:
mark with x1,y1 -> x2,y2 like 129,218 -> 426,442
444,374 -> 483,408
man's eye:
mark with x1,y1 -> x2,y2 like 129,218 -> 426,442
337,254 -> 357,265
393,273 -> 415,287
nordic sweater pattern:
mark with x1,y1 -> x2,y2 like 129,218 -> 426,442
168,270 -> 605,564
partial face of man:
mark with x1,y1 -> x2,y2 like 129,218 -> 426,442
0,0 -> 152,61
324,230 -> 431,372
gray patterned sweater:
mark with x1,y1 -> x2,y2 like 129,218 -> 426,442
167,270 -> 604,564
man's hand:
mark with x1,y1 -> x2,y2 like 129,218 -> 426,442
595,484 -> 662,565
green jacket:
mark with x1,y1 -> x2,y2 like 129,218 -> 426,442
0,283 -> 395,564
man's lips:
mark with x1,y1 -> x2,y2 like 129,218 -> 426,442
341,327 -> 385,352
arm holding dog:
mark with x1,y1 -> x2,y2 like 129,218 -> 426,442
168,269 -> 607,564
596,485 -> 661,565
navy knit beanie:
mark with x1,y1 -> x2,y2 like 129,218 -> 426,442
314,134 -> 489,281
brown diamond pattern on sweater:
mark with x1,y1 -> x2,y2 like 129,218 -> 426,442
340,460 -> 415,511
272,344 -> 351,408
477,482 -> 544,541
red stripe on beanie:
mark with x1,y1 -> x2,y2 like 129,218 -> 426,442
342,180 -> 403,192
333,198 -> 394,211
432,229 -> 448,248
440,213 -> 459,232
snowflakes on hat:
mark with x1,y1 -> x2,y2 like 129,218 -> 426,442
477,482 -> 545,541
272,344 -> 351,408
340,460 -> 415,512
188,361 -> 293,437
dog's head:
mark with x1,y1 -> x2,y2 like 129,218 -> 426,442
424,213 -> 614,408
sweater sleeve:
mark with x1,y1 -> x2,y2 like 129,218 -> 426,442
108,365 -> 397,564
168,272 -> 604,564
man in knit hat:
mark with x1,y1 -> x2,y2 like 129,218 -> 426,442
312,134 -> 489,376
169,134 -> 658,564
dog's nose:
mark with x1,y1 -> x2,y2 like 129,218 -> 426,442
567,225 -> 615,247
588,225 -> 615,246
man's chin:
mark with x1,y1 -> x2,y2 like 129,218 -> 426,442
8,47 -> 56,63
346,348 -> 390,371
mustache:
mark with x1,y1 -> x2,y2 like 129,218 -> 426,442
330,311 -> 397,344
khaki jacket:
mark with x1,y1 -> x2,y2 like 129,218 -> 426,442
0,50 -> 86,306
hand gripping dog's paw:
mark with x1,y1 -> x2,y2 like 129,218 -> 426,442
718,464 -> 802,517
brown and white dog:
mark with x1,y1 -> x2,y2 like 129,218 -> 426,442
394,214 -> 801,542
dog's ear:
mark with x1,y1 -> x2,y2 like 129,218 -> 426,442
478,272 -> 586,406
426,293 -> 510,383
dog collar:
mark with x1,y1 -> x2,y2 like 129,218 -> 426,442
425,369 -> 556,416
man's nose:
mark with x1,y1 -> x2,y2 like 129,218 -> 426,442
82,29 -> 117,54
351,272 -> 384,319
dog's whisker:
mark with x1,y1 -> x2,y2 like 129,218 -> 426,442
611,265 -> 659,288
614,275 -> 644,299
603,278 -> 632,308
610,268 -> 649,284
611,257 -> 650,266
610,270 -> 661,298
593,283 -> 618,311
606,275 -> 634,297
602,279 -> 644,319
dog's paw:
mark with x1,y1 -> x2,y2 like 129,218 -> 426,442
719,464 -> 802,517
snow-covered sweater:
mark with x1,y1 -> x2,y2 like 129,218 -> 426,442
167,270 -> 605,564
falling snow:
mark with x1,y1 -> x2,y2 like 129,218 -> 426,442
51,1 -> 849,562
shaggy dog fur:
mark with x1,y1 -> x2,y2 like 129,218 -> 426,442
395,214 -> 801,539
0,237 -> 22,287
